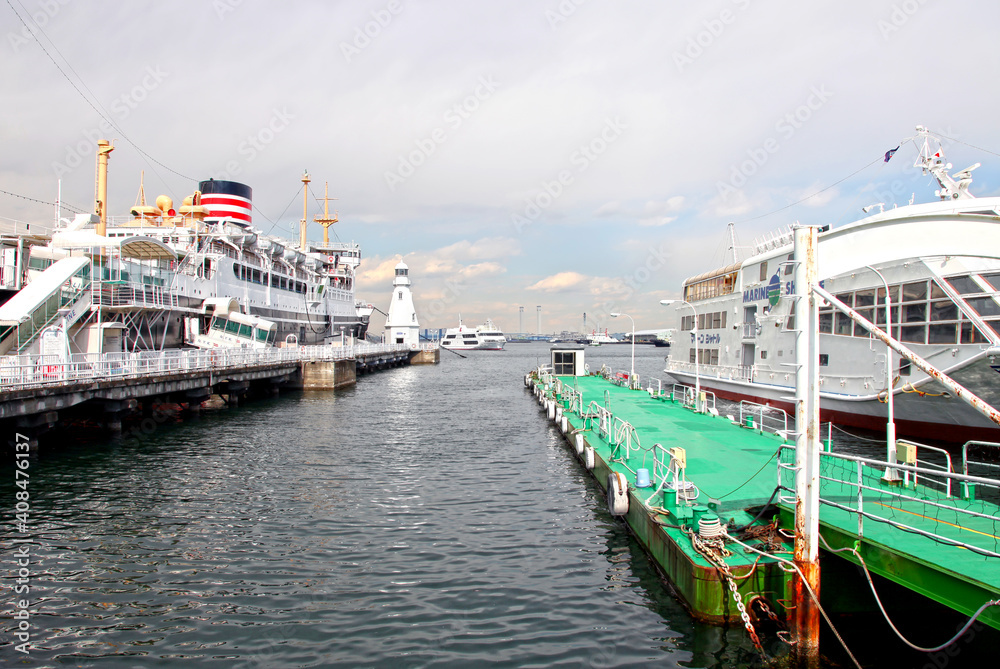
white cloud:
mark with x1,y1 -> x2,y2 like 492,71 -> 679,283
527,272 -> 589,292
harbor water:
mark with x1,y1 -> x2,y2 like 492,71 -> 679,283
2,344 -> 768,667
3,343 -> 989,667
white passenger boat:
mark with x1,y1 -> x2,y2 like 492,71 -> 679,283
663,127 -> 1000,442
440,319 -> 506,350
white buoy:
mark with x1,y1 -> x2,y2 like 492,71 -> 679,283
575,433 -> 584,456
607,471 -> 629,516
584,446 -> 595,470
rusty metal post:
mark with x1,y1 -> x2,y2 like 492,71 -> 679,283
792,225 -> 821,667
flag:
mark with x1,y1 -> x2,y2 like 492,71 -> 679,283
884,146 -> 899,162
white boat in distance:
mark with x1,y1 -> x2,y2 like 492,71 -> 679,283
440,319 -> 506,350
663,127 -> 1000,442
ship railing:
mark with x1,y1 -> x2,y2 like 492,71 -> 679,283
894,439 -> 955,497
0,343 -> 412,390
666,360 -> 755,383
741,323 -> 757,338
776,445 -> 1000,558
93,281 -> 183,310
669,383 -> 717,413
645,377 -> 667,398
962,441 -> 1000,504
738,400 -> 790,437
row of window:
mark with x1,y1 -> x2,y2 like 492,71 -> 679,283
683,271 -> 738,302
209,316 -> 275,343
689,348 -> 720,365
233,263 -> 309,294
820,277 -> 998,344
680,310 -> 728,331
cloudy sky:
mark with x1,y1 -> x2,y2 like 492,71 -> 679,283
2,1 -> 999,334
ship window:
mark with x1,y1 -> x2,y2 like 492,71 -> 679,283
444,335 -> 455,339
819,354 -> 829,366
836,292 -> 853,307
900,324 -> 926,344
553,351 -> 576,375
225,319 -> 240,334
783,254 -> 793,276
819,312 -> 832,333
760,350 -> 767,360
689,349 -> 696,364
853,309 -> 873,336
759,262 -> 768,281
834,312 -> 852,336
930,301 -> 958,321
854,289 -> 875,308
899,361 -> 911,376
930,281 -> 947,299
947,275 -> 982,295
902,281 -> 927,302
966,296 -> 1000,318
210,317 -> 224,331
961,322 -> 987,344
980,273 -> 1000,292
877,285 -> 900,303
928,323 -> 958,344
239,323 -> 253,337
256,328 -> 270,342
903,303 -> 926,323
233,262 -> 239,277
987,320 -> 1000,338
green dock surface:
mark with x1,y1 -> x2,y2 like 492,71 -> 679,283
540,372 -> 1000,632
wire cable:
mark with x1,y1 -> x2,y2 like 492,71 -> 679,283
928,129 -> 1000,160
0,187 -> 86,214
5,0 -> 194,184
817,531 -> 1000,653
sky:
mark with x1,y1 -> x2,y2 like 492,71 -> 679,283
2,0 -> 1000,335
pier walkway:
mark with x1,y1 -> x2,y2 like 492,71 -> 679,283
0,343 -> 435,431
531,367 -> 1000,639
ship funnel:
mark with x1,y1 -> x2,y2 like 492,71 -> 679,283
94,139 -> 115,236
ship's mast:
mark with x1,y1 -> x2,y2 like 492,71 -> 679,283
300,171 -> 310,251
727,222 -> 737,264
313,182 -> 339,246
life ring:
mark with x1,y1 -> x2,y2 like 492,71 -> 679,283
327,255 -> 336,263
607,471 -> 629,516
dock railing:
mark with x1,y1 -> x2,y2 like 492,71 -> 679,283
0,343 -> 412,391
738,400 -> 790,437
776,445 -> 1000,558
962,441 -> 1000,503
895,439 -> 955,497
670,382 -> 717,412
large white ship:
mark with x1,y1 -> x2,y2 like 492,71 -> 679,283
663,127 -> 1000,442
0,143 -> 369,355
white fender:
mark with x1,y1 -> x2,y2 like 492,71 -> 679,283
574,433 -> 584,456
547,401 -> 556,420
607,471 -> 629,516
555,406 -> 563,422
584,446 -> 595,470
560,416 -> 568,433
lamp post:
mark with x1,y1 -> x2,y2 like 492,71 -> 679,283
660,299 -> 700,412
610,312 -> 635,388
866,265 -> 898,481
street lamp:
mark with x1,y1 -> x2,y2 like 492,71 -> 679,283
610,311 -> 635,388
660,299 -> 700,412
866,265 -> 898,481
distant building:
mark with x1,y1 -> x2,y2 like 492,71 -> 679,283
384,261 -> 420,347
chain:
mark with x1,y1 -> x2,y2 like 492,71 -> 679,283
690,531 -> 767,661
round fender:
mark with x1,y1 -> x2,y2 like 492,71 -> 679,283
574,433 -> 584,456
607,471 -> 629,516
584,446 -> 595,470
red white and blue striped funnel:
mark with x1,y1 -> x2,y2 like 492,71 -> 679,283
199,179 -> 252,224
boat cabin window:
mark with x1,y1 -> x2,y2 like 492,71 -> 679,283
759,262 -> 768,282
783,254 -> 794,276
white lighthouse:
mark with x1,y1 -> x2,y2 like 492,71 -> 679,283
384,261 -> 420,347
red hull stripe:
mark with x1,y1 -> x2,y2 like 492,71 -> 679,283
201,195 -> 251,207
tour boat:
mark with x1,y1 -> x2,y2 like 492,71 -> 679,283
663,127 -> 1000,441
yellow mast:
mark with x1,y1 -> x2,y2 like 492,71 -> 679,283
300,170 -> 311,252
313,182 -> 339,246
94,139 -> 114,236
